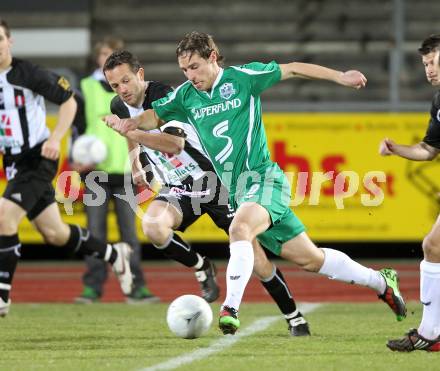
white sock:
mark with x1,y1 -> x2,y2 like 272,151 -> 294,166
285,309 -> 299,320
223,240 -> 254,310
319,248 -> 385,294
418,260 -> 440,340
104,244 -> 113,262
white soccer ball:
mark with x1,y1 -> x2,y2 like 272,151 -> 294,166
166,295 -> 213,339
72,134 -> 107,165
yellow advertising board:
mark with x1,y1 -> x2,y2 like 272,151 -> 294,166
0,113 -> 436,243
262,113 -> 436,241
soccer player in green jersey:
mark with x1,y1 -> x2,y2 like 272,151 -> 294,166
104,32 -> 407,337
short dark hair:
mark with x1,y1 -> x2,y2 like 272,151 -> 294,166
0,18 -> 11,38
418,35 -> 440,55
176,31 -> 224,64
103,50 -> 141,74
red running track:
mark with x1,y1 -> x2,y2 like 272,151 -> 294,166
10,261 -> 420,303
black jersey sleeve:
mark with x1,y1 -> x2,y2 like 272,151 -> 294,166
423,91 -> 440,149
162,126 -> 187,138
7,59 -> 73,105
143,81 -> 173,109
110,95 -> 131,118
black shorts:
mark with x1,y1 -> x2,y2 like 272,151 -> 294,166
154,185 -> 235,233
2,147 -> 58,220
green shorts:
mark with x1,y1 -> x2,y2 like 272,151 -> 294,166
230,162 -> 306,255
256,208 -> 306,255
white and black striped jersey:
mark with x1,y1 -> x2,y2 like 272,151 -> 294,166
0,58 -> 73,156
110,81 -> 217,189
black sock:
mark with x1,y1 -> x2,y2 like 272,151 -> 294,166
261,267 -> 297,315
65,224 -> 117,264
198,256 -> 210,271
156,232 -> 199,268
0,234 -> 21,302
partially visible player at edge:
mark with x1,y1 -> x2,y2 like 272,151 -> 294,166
379,34 -> 440,352
103,50 -> 310,336
0,19 -> 133,317
104,31 -> 407,338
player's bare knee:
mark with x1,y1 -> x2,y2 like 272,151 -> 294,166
143,221 -> 170,246
253,256 -> 273,279
37,222 -> 69,246
229,221 -> 252,241
0,214 -> 18,235
142,220 -> 157,241
41,228 -> 62,246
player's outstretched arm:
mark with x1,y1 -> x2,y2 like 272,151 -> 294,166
137,109 -> 164,130
379,138 -> 440,161
279,62 -> 367,89
125,130 -> 184,154
103,109 -> 162,134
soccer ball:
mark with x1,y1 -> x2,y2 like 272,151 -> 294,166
166,295 -> 213,339
71,134 -> 107,165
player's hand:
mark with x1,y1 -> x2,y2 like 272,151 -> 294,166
102,115 -> 138,135
132,168 -> 149,186
339,70 -> 367,89
41,137 -> 61,160
379,138 -> 395,156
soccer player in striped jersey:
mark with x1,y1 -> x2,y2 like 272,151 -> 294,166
0,19 -> 133,317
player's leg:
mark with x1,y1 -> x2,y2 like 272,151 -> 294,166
113,185 -> 158,303
218,202 -> 271,334
0,171 -> 50,316
0,198 -> 26,317
31,202 -> 133,295
76,182 -> 110,303
207,201 -> 310,336
253,239 -> 310,336
419,217 -> 440,339
142,198 -> 219,302
279,230 -> 406,320
388,215 -> 440,352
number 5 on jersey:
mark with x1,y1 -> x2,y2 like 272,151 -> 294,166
213,120 -> 233,164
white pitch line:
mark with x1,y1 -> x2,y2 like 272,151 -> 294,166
139,303 -> 322,371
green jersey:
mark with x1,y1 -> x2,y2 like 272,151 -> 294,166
153,61 -> 306,254
152,61 -> 282,198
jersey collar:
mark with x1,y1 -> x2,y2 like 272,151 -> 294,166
204,68 -> 224,99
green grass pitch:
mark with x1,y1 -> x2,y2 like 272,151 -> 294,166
0,302 -> 436,371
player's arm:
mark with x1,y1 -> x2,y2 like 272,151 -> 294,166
28,64 -> 78,160
279,62 -> 367,89
103,109 -> 164,134
379,138 -> 440,161
387,96 -> 440,161
42,95 -> 77,160
126,138 -> 149,186
125,129 -> 185,154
